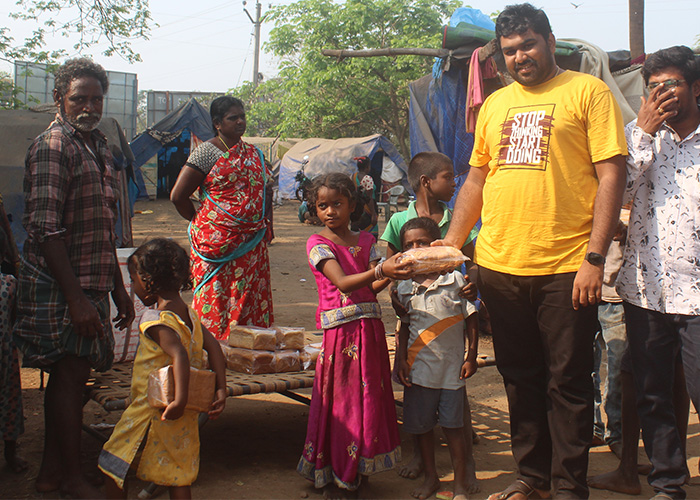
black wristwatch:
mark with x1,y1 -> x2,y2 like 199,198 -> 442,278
585,252 -> 605,267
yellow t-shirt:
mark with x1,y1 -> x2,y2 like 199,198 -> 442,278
470,70 -> 627,276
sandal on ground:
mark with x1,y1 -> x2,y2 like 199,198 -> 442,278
488,480 -> 548,500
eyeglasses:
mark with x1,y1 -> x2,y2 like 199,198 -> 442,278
647,79 -> 685,91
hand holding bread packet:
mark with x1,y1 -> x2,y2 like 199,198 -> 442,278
396,246 -> 468,275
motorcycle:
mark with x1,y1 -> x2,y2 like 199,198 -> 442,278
294,155 -> 313,202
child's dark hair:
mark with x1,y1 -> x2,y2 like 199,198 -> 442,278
128,238 -> 192,294
305,172 -> 364,222
355,156 -> 370,173
408,152 -> 454,193
400,217 -> 441,249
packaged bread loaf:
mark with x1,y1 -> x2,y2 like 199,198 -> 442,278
224,346 -> 275,374
228,325 -> 278,351
300,345 -> 321,370
273,350 -> 302,372
147,365 -> 216,413
274,326 -> 306,350
397,246 -> 467,274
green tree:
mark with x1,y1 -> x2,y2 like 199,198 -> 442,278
265,0 -> 460,159
2,0 -> 153,64
227,78 -> 285,137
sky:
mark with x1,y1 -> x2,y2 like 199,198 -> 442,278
1,0 -> 699,94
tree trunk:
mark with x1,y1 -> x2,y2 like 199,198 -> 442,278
629,0 -> 645,60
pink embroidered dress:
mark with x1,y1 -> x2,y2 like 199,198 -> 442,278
188,140 -> 273,340
297,231 -> 401,490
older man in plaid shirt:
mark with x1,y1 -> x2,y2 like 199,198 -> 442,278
14,58 -> 134,498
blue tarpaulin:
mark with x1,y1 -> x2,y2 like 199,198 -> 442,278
129,98 -> 214,199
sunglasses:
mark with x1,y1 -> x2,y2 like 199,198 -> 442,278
647,79 -> 685,91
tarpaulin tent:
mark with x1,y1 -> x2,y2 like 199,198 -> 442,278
277,134 -> 410,200
0,107 -> 135,249
130,98 -> 214,168
129,98 -> 214,198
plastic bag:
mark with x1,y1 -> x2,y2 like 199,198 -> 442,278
300,345 -> 321,370
222,345 -> 275,374
274,326 -> 306,350
397,246 -> 467,274
147,365 -> 216,412
274,350 -> 302,372
228,325 -> 278,351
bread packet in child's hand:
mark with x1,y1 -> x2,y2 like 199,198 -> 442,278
397,246 -> 467,274
147,366 -> 216,413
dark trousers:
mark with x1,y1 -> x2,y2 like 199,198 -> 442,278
624,301 -> 700,499
477,267 -> 597,498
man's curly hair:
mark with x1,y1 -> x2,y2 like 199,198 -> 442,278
128,238 -> 192,295
54,58 -> 110,98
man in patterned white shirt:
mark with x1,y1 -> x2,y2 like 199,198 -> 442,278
617,45 -> 700,499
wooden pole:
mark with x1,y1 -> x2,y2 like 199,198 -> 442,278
321,48 -> 450,59
629,0 -> 645,60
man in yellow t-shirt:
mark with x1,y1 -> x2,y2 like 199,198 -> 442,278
438,4 -> 627,499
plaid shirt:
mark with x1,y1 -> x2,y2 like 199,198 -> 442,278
22,114 -> 119,292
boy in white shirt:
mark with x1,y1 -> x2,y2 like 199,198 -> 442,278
395,217 -> 479,500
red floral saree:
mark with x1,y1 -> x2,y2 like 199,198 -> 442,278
189,140 -> 273,340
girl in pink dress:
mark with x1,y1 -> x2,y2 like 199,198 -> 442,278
297,173 -> 411,495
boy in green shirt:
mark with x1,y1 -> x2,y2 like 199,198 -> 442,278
380,152 -> 478,258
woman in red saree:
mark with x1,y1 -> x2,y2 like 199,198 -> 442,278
171,96 -> 273,340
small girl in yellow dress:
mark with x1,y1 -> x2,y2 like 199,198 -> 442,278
99,238 -> 227,499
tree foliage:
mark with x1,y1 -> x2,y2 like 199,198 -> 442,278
4,0 -> 153,64
226,79 -> 285,138
1,0 -> 152,109
264,0 -> 460,159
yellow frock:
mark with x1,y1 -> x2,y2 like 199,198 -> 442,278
98,307 -> 205,488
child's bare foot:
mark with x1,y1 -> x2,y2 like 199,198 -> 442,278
454,473 -> 480,498
36,452 -> 63,492
357,476 -> 372,499
399,453 -> 424,479
638,463 -> 652,475
4,442 -> 28,474
411,475 -> 440,499
466,481 -> 481,495
588,468 -> 641,495
60,476 -> 103,499
35,473 -> 62,493
323,484 -> 357,500
464,458 -> 479,493
6,454 -> 28,474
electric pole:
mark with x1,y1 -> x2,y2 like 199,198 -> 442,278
243,0 -> 265,88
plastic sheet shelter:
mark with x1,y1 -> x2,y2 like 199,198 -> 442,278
130,98 -> 214,169
277,134 -> 409,200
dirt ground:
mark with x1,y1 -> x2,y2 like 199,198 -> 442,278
2,199 -> 699,499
